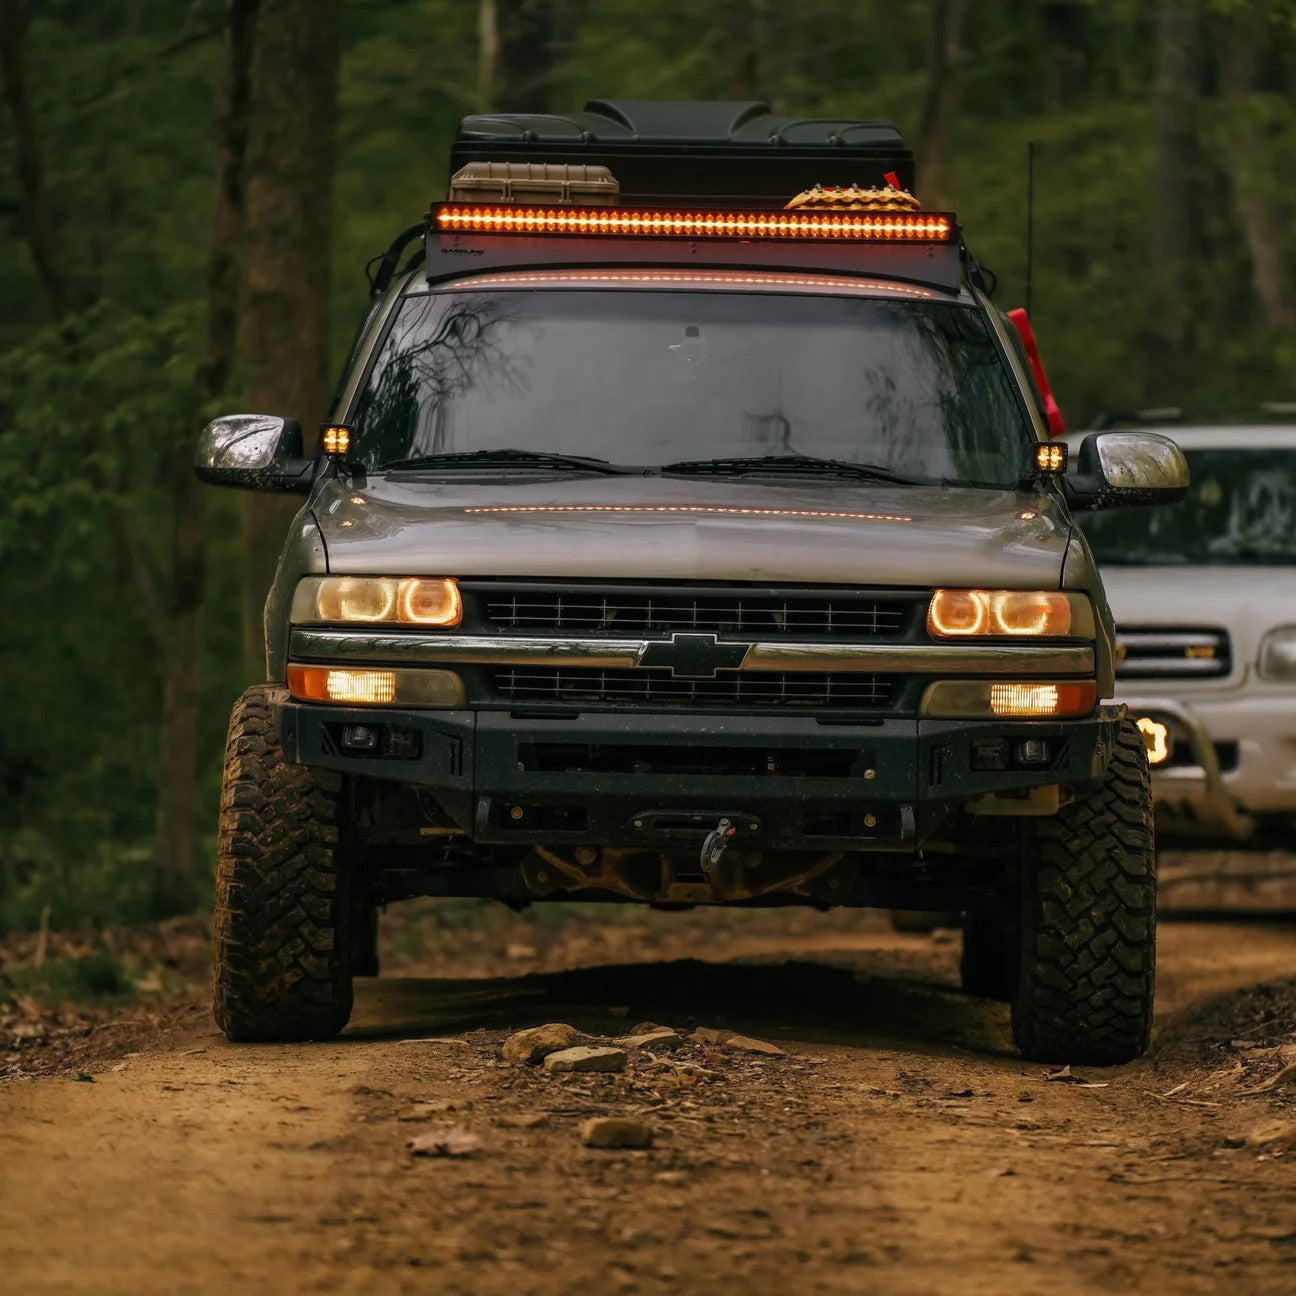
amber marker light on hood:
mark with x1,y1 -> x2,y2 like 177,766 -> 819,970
292,577 -> 463,627
928,590 -> 1092,638
921,680 -> 1097,719
432,203 -> 955,243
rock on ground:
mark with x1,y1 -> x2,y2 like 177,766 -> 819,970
725,1033 -> 786,1056
542,1046 -> 627,1074
502,1023 -> 583,1066
581,1117 -> 653,1149
618,1027 -> 684,1050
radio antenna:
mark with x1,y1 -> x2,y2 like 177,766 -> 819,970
1025,140 -> 1036,316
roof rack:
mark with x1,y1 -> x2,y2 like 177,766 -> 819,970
449,99 -> 915,206
1092,403 -> 1296,429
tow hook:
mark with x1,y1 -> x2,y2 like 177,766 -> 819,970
700,817 -> 737,880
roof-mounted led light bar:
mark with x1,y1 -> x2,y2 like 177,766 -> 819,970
432,202 -> 955,244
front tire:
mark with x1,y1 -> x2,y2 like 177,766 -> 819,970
1011,718 -> 1156,1065
212,686 -> 354,1042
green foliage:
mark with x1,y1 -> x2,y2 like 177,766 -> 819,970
1,947 -> 131,1005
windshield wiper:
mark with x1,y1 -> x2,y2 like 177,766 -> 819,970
379,448 -> 637,475
660,454 -> 919,484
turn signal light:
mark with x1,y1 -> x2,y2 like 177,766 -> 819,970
287,664 -> 465,708
290,666 -> 396,705
432,202 -> 955,243
928,590 -> 1091,638
921,680 -> 1097,719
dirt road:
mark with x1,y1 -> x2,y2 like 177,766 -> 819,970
3,907 -> 1295,1296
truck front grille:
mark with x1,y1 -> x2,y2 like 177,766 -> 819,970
474,582 -> 917,639
493,667 -> 894,710
1116,627 -> 1231,679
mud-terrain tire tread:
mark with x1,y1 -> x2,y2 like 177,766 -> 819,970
1012,719 -> 1155,1065
960,910 -> 1019,1001
212,685 -> 353,1042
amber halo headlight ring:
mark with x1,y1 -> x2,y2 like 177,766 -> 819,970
927,589 -> 1094,639
291,576 -> 463,627
920,679 -> 1098,719
286,664 -> 466,708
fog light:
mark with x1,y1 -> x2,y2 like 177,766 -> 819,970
971,738 -> 1009,771
340,724 -> 380,750
1136,717 -> 1171,765
382,727 -> 421,759
1014,738 -> 1050,765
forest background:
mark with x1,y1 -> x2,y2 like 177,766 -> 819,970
0,0 -> 1293,931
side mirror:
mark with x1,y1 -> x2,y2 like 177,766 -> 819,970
194,414 -> 314,493
1065,431 -> 1189,511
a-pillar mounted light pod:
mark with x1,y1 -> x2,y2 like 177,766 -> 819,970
321,424 -> 352,459
1033,441 -> 1068,475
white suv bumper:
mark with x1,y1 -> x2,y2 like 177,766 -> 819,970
1121,692 -> 1296,837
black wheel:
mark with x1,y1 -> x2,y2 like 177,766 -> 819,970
1012,718 -> 1156,1065
960,909 -> 1019,1001
212,686 -> 354,1042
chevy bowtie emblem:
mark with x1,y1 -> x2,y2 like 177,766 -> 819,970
637,633 -> 750,679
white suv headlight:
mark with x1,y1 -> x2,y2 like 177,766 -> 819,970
1258,626 -> 1296,680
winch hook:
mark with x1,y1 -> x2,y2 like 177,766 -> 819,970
699,817 -> 736,879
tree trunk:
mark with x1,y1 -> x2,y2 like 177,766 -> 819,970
917,0 -> 969,211
1148,0 -> 1202,396
1220,6 -> 1295,330
240,0 -> 341,678
0,0 -> 71,319
493,0 -> 552,113
153,0 -> 259,915
478,0 -> 499,111
723,0 -> 760,100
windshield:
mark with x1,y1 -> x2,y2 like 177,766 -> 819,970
350,288 -> 1033,487
1078,447 -> 1296,565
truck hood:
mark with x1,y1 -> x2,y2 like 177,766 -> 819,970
312,474 -> 1071,588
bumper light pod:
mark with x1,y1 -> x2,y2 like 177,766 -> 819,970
287,664 -> 465,708
921,680 -> 1097,719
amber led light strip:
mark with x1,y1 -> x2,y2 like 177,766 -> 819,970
434,203 -> 954,243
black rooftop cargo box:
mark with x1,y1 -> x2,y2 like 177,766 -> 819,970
450,100 -> 915,206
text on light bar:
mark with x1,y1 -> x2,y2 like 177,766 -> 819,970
433,203 -> 955,244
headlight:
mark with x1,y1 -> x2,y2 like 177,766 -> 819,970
292,576 -> 462,627
927,589 -> 1093,638
1258,626 -> 1296,680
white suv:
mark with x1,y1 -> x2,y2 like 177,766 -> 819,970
1069,411 -> 1296,841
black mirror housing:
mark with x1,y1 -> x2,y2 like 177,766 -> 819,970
1064,431 -> 1189,512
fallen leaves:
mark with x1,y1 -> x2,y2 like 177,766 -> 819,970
1044,1066 -> 1109,1089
